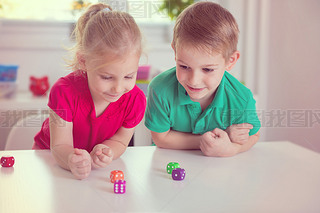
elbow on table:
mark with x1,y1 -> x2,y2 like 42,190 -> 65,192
151,137 -> 166,148
150,131 -> 170,149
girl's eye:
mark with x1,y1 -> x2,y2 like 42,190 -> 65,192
179,65 -> 189,70
101,75 -> 112,80
203,68 -> 215,72
125,76 -> 134,79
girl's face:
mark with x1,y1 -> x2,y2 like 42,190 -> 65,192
85,53 -> 140,105
175,44 -> 239,108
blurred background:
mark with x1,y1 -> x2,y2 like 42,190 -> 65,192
0,0 -> 319,152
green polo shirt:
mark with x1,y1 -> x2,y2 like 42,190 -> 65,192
145,67 -> 260,136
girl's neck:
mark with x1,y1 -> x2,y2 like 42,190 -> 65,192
93,100 -> 110,118
89,87 -> 110,118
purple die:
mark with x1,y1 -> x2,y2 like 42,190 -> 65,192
172,168 -> 186,181
114,180 -> 126,194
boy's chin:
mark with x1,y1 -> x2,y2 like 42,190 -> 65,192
188,94 -> 204,102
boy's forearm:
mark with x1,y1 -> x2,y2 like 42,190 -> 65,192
152,130 -> 201,150
237,132 -> 260,154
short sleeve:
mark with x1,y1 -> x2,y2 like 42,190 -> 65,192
232,93 -> 261,136
122,86 -> 147,128
144,84 -> 171,133
48,78 -> 74,122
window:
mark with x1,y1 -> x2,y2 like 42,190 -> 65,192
0,0 -> 171,23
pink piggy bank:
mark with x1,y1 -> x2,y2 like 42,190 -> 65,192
29,76 -> 50,96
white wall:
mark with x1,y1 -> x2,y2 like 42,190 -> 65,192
0,20 -> 175,92
265,0 -> 320,152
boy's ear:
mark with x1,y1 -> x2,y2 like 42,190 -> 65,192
226,51 -> 240,71
77,52 -> 87,71
171,43 -> 177,61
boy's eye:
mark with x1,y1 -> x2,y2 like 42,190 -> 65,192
179,65 -> 189,70
203,68 -> 215,72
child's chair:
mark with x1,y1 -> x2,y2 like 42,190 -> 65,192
5,113 -> 48,150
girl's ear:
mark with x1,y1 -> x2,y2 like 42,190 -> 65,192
77,52 -> 87,71
226,51 -> 240,71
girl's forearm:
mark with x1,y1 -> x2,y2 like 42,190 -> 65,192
101,139 -> 128,159
51,144 -> 74,171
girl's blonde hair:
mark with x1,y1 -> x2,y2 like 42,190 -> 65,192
69,3 -> 142,71
172,2 -> 239,61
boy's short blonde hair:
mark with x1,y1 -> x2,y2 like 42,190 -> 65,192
172,2 -> 239,61
69,3 -> 142,71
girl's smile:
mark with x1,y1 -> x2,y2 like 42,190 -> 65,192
104,92 -> 122,99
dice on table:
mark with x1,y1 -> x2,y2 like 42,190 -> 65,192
166,162 -> 180,174
1,155 -> 15,167
114,180 -> 126,194
172,168 -> 186,181
110,170 -> 124,183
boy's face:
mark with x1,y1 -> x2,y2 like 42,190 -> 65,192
175,44 -> 238,107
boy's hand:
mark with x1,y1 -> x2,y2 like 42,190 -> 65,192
200,128 -> 240,157
68,148 -> 92,180
226,123 -> 253,145
90,144 -> 114,169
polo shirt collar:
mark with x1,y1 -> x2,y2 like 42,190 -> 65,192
178,82 -> 194,105
177,71 -> 226,108
208,71 -> 225,109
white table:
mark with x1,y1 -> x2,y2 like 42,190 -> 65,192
1,141 -> 320,213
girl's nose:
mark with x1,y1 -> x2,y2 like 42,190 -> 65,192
112,81 -> 123,94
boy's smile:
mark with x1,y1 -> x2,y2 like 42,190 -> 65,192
187,85 -> 205,92
175,44 -> 233,109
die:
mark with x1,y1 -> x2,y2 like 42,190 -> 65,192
167,162 -> 180,174
114,180 -> 126,194
110,170 -> 124,183
1,155 -> 15,167
172,168 -> 186,181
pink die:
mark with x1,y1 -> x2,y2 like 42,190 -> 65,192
114,180 -> 126,194
1,156 -> 15,167
172,168 -> 186,181
110,170 -> 124,183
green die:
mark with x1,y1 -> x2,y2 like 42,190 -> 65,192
167,162 -> 180,174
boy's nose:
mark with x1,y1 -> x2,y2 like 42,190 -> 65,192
188,71 -> 200,85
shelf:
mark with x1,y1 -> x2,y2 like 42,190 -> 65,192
0,91 -> 48,111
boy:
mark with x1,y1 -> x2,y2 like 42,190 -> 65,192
145,2 -> 260,157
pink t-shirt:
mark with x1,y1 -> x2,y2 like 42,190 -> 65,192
34,70 -> 146,152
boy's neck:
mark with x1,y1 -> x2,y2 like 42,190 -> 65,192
199,90 -> 217,111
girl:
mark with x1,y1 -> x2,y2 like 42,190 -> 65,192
34,3 -> 146,179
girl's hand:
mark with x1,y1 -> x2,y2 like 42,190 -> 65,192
90,144 -> 114,169
225,123 -> 253,145
68,148 -> 92,180
200,128 -> 240,157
